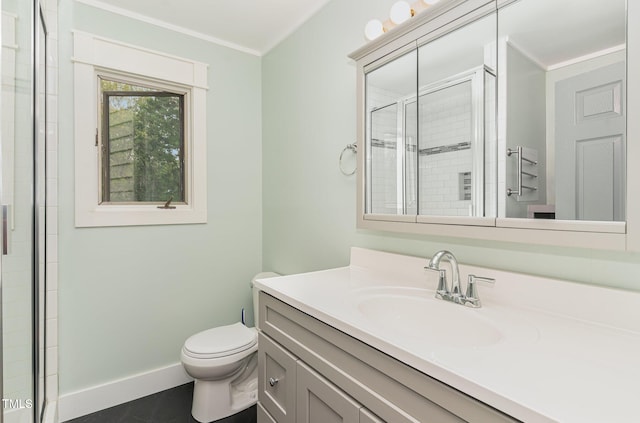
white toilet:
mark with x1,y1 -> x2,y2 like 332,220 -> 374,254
181,272 -> 280,422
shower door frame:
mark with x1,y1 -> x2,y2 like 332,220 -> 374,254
34,0 -> 48,421
0,0 -> 48,420
416,65 -> 491,218
365,65 -> 493,219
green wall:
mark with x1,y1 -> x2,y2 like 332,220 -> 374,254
58,0 -> 640,399
262,0 -> 640,291
58,1 -> 263,393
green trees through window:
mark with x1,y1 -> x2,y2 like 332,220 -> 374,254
100,78 -> 185,203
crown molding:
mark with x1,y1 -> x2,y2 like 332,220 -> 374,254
75,0 -> 262,57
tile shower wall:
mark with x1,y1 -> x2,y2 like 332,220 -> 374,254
368,86 -> 402,214
368,81 -> 478,217
419,81 -> 473,216
44,0 -> 60,419
2,2 -> 34,411
419,150 -> 473,216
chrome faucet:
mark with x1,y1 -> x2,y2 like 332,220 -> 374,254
426,250 -> 462,300
425,250 -> 494,308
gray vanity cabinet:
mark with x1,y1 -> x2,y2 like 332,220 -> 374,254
258,331 -> 380,423
296,361 -> 361,422
258,333 -> 298,423
257,292 -> 519,423
257,403 -> 277,423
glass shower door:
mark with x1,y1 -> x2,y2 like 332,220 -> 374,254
35,4 -> 48,421
1,0 -> 47,421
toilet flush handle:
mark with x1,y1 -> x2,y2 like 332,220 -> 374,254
269,377 -> 279,387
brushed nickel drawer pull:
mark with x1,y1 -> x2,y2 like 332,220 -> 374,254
268,377 -> 279,387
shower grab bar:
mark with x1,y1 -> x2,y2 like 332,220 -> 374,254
507,146 -> 538,197
339,143 -> 357,176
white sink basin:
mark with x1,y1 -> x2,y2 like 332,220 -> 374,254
354,287 -> 531,349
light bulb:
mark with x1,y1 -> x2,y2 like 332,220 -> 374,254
364,19 -> 384,41
422,0 -> 440,5
390,1 -> 412,25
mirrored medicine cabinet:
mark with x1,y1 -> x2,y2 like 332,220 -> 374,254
350,0 -> 640,251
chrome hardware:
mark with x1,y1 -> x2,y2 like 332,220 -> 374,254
461,275 -> 495,308
433,269 -> 448,300
507,146 -> 538,197
268,377 -> 279,387
339,143 -> 357,176
425,251 -> 495,308
425,250 -> 461,301
2,204 -> 8,255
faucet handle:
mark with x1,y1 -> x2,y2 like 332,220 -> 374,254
425,266 -> 449,299
463,275 -> 495,308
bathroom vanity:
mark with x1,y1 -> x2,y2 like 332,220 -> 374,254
256,292 -> 515,423
254,248 -> 640,423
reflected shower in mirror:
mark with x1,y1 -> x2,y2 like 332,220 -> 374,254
364,11 -> 497,219
498,0 -> 626,221
366,49 -> 417,216
417,11 -> 497,218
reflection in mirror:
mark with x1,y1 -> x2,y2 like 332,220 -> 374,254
366,50 -> 417,215
498,0 -> 626,222
417,12 -> 497,217
364,11 -> 497,219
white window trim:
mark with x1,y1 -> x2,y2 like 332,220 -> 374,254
73,30 -> 208,227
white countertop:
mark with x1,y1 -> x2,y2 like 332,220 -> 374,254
254,248 -> 640,423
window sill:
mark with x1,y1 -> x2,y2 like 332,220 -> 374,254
75,204 -> 207,227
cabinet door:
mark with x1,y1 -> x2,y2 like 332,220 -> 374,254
258,333 -> 298,423
297,361 -> 360,423
257,402 -> 277,423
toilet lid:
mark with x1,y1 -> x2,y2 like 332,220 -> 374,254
183,322 -> 257,359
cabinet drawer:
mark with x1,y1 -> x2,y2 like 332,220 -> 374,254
257,402 -> 277,423
258,332 -> 298,423
297,361 -> 360,423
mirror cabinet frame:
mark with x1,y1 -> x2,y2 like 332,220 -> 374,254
350,0 -> 640,251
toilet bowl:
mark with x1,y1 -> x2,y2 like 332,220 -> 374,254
181,272 -> 280,423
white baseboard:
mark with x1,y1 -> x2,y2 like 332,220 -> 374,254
58,362 -> 192,422
42,401 -> 57,423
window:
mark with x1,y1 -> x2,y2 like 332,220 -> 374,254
99,78 -> 185,204
73,32 -> 208,227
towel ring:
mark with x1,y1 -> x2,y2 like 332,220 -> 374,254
339,143 -> 357,176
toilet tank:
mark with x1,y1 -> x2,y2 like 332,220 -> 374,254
251,272 -> 280,329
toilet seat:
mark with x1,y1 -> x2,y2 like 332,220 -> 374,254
183,322 -> 257,360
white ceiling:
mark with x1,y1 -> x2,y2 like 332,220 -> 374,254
499,0 -> 625,68
80,0 -> 625,61
78,0 -> 334,56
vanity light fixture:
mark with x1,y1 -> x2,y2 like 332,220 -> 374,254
364,0 -> 439,41
364,19 -> 385,41
390,1 -> 414,25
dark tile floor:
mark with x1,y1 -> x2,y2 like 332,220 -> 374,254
65,383 -> 257,423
